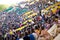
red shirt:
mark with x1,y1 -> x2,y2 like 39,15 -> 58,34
37,16 -> 42,21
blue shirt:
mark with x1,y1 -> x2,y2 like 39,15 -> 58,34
29,34 -> 35,40
16,37 -> 19,40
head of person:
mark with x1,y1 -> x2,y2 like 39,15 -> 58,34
41,26 -> 45,30
34,26 -> 41,35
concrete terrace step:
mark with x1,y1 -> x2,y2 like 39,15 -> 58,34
54,34 -> 60,40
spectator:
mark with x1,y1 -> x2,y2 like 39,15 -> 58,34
29,34 -> 35,40
23,32 -> 30,40
40,26 -> 52,40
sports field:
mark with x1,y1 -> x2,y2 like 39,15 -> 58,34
0,4 -> 10,11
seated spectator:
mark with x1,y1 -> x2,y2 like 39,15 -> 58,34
29,34 -> 35,40
19,32 -> 24,40
40,26 -> 52,40
23,32 -> 30,40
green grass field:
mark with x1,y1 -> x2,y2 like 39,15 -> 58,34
0,4 -> 10,11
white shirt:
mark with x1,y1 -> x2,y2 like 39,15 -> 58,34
32,33 -> 38,40
19,38 -> 23,40
31,21 -> 34,24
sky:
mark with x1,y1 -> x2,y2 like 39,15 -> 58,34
0,0 -> 60,5
0,0 -> 26,5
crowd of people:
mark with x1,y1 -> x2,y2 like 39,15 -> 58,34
0,1 -> 60,40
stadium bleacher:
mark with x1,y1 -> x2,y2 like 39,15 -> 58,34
0,1 -> 60,40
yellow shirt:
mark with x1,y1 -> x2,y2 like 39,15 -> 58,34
9,30 -> 14,35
